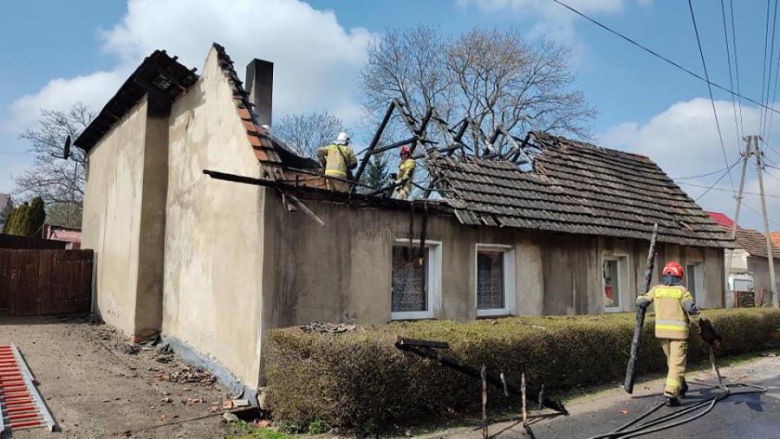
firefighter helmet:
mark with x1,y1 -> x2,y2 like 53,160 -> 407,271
662,261 -> 684,278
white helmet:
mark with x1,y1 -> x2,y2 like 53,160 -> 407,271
335,132 -> 350,145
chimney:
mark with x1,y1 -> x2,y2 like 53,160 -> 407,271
245,59 -> 274,126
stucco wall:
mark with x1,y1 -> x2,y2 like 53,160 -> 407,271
81,97 -> 149,335
747,256 -> 780,303
162,47 -> 266,388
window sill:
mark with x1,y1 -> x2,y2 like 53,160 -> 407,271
604,307 -> 622,313
477,309 -> 512,318
391,311 -> 434,320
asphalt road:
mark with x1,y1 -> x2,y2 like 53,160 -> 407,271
436,355 -> 780,439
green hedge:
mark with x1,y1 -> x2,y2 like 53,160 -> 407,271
265,309 -> 780,429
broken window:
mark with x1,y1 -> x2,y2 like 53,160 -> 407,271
603,258 -> 622,311
392,246 -> 429,314
477,251 -> 505,310
686,262 -> 705,304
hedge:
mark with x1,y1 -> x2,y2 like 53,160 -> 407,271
265,309 -> 780,429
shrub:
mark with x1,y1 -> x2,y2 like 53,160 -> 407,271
265,309 -> 780,429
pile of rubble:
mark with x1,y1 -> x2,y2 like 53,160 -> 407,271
300,322 -> 357,334
156,366 -> 217,386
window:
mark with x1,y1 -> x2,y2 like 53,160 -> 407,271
602,255 -> 628,312
686,263 -> 705,304
391,240 -> 441,320
475,244 -> 515,317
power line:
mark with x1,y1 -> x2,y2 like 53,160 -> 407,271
760,0 -> 773,135
729,0 -> 746,135
677,181 -> 780,198
742,200 -> 780,229
550,0 -> 780,116
672,156 -> 741,180
720,0 -> 742,141
693,156 -> 742,201
688,0 -> 735,190
762,0 -> 780,138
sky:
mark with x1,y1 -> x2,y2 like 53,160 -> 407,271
1,0 -> 779,230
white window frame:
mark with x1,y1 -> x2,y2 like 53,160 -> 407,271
475,244 -> 516,317
602,254 -> 629,313
391,239 -> 442,320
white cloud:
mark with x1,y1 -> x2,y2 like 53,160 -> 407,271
600,98 -> 780,230
4,0 -> 374,135
456,0 -> 624,41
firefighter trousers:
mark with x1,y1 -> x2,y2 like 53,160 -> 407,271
659,338 -> 688,398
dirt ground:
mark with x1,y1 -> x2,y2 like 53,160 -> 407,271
0,315 -> 235,439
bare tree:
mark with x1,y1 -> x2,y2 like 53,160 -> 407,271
13,103 -> 93,227
361,25 -> 454,124
448,29 -> 595,147
273,112 -> 347,158
360,26 -> 596,153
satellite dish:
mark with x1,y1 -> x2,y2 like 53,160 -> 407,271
63,135 -> 71,160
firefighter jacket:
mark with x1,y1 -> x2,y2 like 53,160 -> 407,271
636,284 -> 697,340
395,158 -> 416,192
318,144 -> 357,178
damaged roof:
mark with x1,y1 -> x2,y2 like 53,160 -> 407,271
74,50 -> 199,151
730,227 -> 780,259
428,132 -> 734,248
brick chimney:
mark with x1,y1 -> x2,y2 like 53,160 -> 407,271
245,59 -> 274,126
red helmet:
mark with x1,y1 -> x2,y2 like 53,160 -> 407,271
400,145 -> 411,156
662,261 -> 684,278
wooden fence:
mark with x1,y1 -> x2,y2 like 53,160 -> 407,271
0,249 -> 93,316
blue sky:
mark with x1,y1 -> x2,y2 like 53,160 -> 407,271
1,0 -> 779,229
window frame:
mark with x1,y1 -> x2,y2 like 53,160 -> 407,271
474,244 -> 516,318
602,253 -> 629,313
390,239 -> 442,320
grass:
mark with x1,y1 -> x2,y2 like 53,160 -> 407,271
224,421 -> 294,439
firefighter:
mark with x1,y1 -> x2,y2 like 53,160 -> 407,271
391,145 -> 416,200
636,261 -> 700,407
317,132 -> 357,192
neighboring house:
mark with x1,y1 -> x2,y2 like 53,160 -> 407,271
41,224 -> 82,249
707,212 -> 780,307
75,44 -> 733,398
771,232 -> 780,249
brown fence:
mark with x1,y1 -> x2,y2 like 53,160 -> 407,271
0,234 -> 67,250
0,249 -> 93,316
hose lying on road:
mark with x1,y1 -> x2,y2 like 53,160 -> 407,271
586,382 -> 767,439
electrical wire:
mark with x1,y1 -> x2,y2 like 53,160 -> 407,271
550,0 -> 780,116
742,199 -> 780,228
677,181 -> 780,198
729,0 -> 746,135
762,0 -> 780,139
720,0 -> 742,141
760,0 -> 773,136
691,156 -> 742,201
672,156 -> 741,180
688,0 -> 735,191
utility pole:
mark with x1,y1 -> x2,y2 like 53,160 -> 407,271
753,137 -> 779,308
725,136 -> 751,298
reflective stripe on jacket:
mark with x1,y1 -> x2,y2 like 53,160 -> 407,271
396,158 -> 416,193
317,144 -> 357,177
636,285 -> 695,340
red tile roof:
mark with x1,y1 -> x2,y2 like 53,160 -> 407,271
706,211 -> 735,228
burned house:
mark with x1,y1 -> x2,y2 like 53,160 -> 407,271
76,44 -> 732,396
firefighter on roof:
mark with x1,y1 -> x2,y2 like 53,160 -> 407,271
391,145 -> 416,200
318,132 -> 357,192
